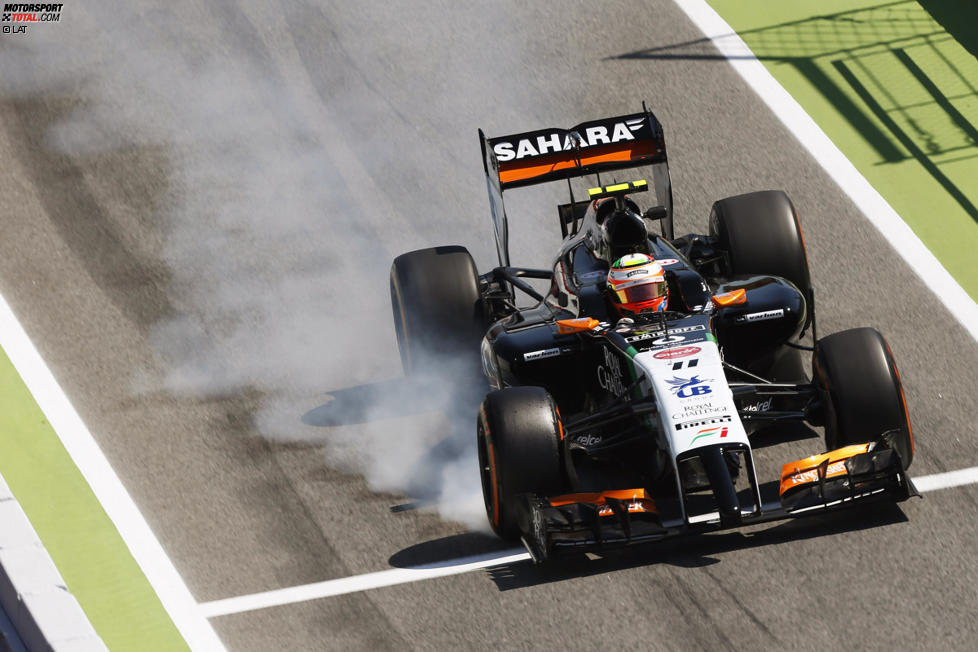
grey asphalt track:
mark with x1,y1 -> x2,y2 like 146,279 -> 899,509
1,1 -> 977,650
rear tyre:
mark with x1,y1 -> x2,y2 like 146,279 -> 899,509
477,386 -> 565,540
709,190 -> 811,298
813,327 -> 914,469
390,246 -> 483,376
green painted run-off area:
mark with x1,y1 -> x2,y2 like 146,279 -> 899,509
0,347 -> 188,651
705,0 -> 978,301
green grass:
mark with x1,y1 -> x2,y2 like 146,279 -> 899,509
707,0 -> 978,301
0,347 -> 188,651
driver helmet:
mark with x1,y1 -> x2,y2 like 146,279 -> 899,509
607,253 -> 669,316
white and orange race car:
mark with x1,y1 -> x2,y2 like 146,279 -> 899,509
390,106 -> 917,562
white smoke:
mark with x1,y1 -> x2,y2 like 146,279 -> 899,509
0,0 -> 520,529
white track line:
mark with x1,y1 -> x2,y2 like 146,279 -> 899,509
0,293 -> 226,651
913,466 -> 978,492
200,466 -> 977,617
199,550 -> 531,618
675,0 -> 978,342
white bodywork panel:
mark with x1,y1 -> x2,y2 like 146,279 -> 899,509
632,340 -> 750,457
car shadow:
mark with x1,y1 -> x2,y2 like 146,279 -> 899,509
301,376 -> 452,426
299,369 -> 487,508
388,532 -> 516,568
388,501 -> 910,591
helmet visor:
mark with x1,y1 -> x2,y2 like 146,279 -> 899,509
612,280 -> 667,305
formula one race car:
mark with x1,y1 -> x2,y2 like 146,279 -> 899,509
389,106 -> 917,562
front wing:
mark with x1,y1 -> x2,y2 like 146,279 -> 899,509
517,439 -> 918,563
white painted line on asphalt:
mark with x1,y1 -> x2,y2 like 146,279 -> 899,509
0,293 -> 227,652
200,465 -> 977,617
675,0 -> 978,342
912,466 -> 978,492
199,549 -> 531,618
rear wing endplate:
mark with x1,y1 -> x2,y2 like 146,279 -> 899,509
479,106 -> 674,267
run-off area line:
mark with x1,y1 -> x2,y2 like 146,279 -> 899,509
199,465 -> 978,618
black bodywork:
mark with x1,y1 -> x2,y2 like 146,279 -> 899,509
480,233 -> 809,412
477,110 -> 812,441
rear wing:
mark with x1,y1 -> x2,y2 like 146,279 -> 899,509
479,106 -> 674,267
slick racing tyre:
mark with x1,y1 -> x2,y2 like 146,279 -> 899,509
709,190 -> 812,301
477,386 -> 565,540
390,246 -> 484,376
813,327 -> 914,469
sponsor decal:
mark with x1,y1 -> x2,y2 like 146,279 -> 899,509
735,309 -> 785,323
574,434 -> 602,447
671,358 -> 699,371
671,401 -> 727,421
596,347 -> 627,397
653,346 -> 700,360
741,398 -> 772,412
655,258 -> 680,266
493,118 -> 646,162
789,461 -> 847,486
675,414 -> 732,431
681,385 -> 711,398
666,375 -> 713,398
523,347 -> 562,362
625,324 -> 704,343
598,499 -> 653,517
690,426 -> 729,444
665,325 -> 704,335
651,334 -> 685,346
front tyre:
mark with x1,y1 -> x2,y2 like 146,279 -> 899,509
477,386 -> 565,540
814,327 -> 914,469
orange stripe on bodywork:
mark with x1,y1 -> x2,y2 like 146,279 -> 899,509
556,317 -> 600,334
711,288 -> 746,307
779,444 -> 872,496
497,141 -> 657,185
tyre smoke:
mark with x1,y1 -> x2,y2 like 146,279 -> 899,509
0,0 -> 543,531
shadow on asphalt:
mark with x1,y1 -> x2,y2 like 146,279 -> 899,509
388,533 -> 515,568
612,0 -> 978,225
301,377 -> 450,426
388,501 -> 910,591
